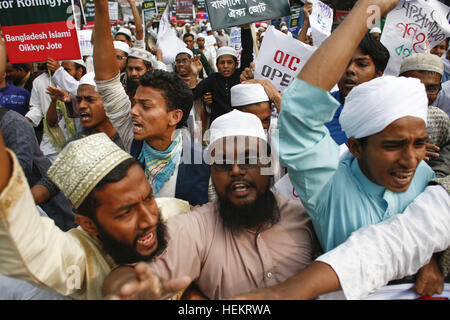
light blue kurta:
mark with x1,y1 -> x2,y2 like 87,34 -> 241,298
278,78 -> 435,252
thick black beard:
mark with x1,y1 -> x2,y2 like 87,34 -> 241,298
96,214 -> 168,265
218,188 -> 278,234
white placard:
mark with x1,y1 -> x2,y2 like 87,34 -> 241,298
254,26 -> 316,93
78,30 -> 93,57
229,27 -> 243,65
381,0 -> 450,76
309,0 -> 333,47
108,1 -> 119,23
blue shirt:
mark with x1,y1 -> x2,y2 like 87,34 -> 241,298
0,83 -> 30,116
324,91 -> 348,145
278,79 -> 435,252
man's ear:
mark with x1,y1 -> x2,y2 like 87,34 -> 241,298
374,69 -> 383,78
347,137 -> 364,159
75,214 -> 99,237
168,109 -> 183,127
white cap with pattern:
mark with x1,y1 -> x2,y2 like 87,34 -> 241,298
47,133 -> 133,209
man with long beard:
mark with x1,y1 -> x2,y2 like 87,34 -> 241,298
102,110 -> 318,300
0,132 -> 190,299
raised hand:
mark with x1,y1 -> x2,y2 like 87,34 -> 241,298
190,54 -> 203,76
46,57 -> 61,72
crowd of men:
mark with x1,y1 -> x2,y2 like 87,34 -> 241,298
0,0 -> 449,301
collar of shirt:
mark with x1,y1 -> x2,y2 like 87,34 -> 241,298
350,156 -> 386,198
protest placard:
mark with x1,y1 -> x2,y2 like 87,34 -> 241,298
78,29 -> 93,56
229,26 -> 243,65
205,0 -> 291,31
143,0 -> 158,26
289,5 -> 302,37
108,1 -> 119,25
176,0 -> 194,21
381,0 -> 450,76
253,26 -> 316,93
119,0 -> 133,23
309,0 -> 333,47
0,0 -> 81,63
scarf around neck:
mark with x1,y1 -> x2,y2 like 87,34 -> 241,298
138,132 -> 183,194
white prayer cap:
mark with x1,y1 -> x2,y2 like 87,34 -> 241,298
217,46 -> 238,59
113,40 -> 130,55
281,26 -> 288,31
116,27 -> 132,39
206,26 -> 213,32
176,47 -> 193,58
399,53 -> 444,76
339,76 -> 428,139
260,22 -> 268,29
197,33 -> 206,39
370,27 -> 382,34
68,59 -> 86,68
185,23 -> 191,27
258,26 -> 265,32
79,72 -> 96,88
231,83 -> 269,107
128,47 -> 153,64
207,110 -> 267,150
47,133 -> 133,209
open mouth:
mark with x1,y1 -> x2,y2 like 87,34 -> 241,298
390,171 -> 414,187
228,181 -> 253,197
79,111 -> 91,122
136,230 -> 155,248
132,121 -> 144,134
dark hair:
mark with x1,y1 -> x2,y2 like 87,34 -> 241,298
139,69 -> 193,129
77,158 -> 139,220
12,63 -> 31,72
183,33 -> 195,41
117,32 -> 131,42
359,32 -> 390,73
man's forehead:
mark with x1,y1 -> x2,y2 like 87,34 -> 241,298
128,58 -> 145,67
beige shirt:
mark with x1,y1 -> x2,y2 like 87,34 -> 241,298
0,150 -> 190,299
149,193 -> 317,299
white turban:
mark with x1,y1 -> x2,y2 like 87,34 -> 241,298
231,83 -> 269,107
339,76 -> 428,139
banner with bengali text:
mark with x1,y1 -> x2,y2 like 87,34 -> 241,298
205,0 -> 291,31
381,0 -> 450,76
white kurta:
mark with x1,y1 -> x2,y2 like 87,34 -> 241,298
317,184 -> 450,300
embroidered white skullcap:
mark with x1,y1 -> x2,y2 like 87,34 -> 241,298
339,76 -> 428,139
207,109 -> 267,148
79,72 -> 96,89
113,40 -> 130,55
47,133 -> 133,209
399,53 -> 444,76
370,27 -> 382,34
217,46 -> 238,59
260,23 -> 268,29
231,83 -> 269,107
128,47 -> 153,64
176,47 -> 193,58
116,27 -> 132,39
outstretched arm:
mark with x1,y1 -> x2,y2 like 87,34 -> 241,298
297,1 -> 312,44
128,0 -> 144,42
93,0 -> 119,81
298,0 -> 399,91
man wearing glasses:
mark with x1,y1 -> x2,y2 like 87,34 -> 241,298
102,110 -> 319,300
